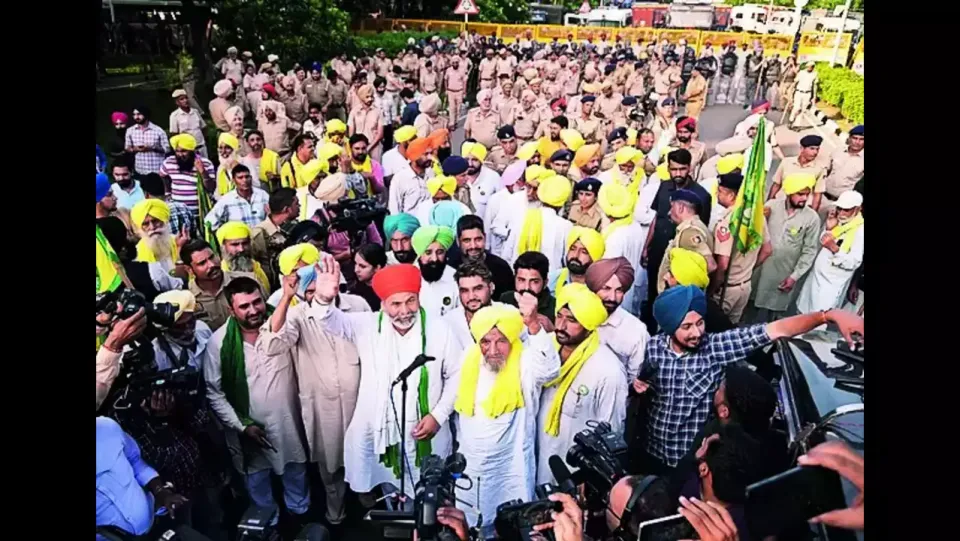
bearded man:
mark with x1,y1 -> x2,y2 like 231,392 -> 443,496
216,222 -> 273,293
383,213 -> 421,265
443,261 -> 505,348
460,141 -> 502,219
454,301 -> 561,538
505,174 -> 574,272
411,226 -> 460,319
547,226 -> 605,295
536,284 -> 628,484
131,199 -> 188,272
389,137 -> 435,215
584,258 -> 650,383
159,134 -> 216,216
308,258 -> 462,505
598,183 -> 647,317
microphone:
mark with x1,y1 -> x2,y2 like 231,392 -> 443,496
548,455 -> 578,495
391,354 -> 436,386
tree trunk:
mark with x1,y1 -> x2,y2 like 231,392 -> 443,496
182,0 -> 216,111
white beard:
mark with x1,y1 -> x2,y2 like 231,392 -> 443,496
143,228 -> 173,262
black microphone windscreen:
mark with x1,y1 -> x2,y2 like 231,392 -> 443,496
549,455 -> 572,484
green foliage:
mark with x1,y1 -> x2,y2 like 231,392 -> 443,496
352,31 -> 461,57
213,0 -> 352,64
476,0 -> 531,24
815,62 -> 863,124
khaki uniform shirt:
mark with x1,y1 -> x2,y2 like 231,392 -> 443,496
348,105 -> 383,143
189,271 -> 260,331
420,70 -> 439,94
479,58 -> 498,81
496,56 -> 517,78
414,113 -> 448,139
713,208 -> 770,285
542,80 -> 563,102
445,66 -> 468,92
656,217 -> 714,293
595,93 -> 623,125
566,202 -> 603,231
374,57 -> 393,77
302,78 -> 330,107
823,149 -> 864,198
772,157 -> 828,205
562,72 -> 581,95
508,105 -> 543,140
279,91 -> 309,123
572,114 -> 604,145
328,80 -> 348,106
259,117 -> 300,155
464,108 -> 501,150
485,145 -> 517,174
168,108 -> 207,148
795,69 -> 818,93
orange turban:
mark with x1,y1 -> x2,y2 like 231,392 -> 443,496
372,264 -> 422,301
405,137 -> 434,162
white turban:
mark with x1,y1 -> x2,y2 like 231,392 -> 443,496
214,79 -> 234,98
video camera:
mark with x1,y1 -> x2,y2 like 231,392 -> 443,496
318,197 -> 387,249
96,288 -> 179,339
494,480 -> 577,541
566,420 -> 629,500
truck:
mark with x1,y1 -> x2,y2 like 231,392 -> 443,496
665,0 -> 716,29
564,6 -> 633,28
730,3 -> 802,34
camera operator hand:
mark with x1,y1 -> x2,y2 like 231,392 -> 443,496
678,496 -> 739,541
436,507 -> 470,541
797,441 -> 864,531
531,493 -> 583,541
142,390 -> 176,417
100,307 -> 147,353
242,424 -> 273,450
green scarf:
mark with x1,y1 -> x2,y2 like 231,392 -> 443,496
378,308 -> 431,478
220,309 -> 273,428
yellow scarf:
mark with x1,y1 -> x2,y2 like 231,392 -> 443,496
135,236 -> 179,264
555,268 -> 570,296
831,214 -> 864,254
518,207 -> 543,254
602,216 -> 632,241
260,149 -> 280,190
216,167 -> 235,196
454,341 -> 525,418
221,260 -> 272,293
542,331 -> 601,437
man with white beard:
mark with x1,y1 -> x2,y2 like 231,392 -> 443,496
130,199 -> 188,273
411,225 -> 461,319
215,221 -> 273,293
308,257 -> 462,508
454,300 -> 560,538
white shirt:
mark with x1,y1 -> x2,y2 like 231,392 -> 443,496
389,165 -> 430,214
484,188 -> 516,256
382,147 -> 409,181
536,342 -> 628,484
596,307 -> 649,384
302,119 -> 325,142
504,207 -> 572,274
796,223 -> 864,314
152,321 -> 213,372
419,265 -> 461,319
456,329 -> 560,533
467,167 -> 502,219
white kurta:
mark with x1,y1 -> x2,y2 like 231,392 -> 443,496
494,190 -> 537,266
468,167 -> 502,219
419,265 -> 461,319
796,225 -> 865,314
603,223 -> 646,317
203,325 -> 308,475
484,188 -> 515,256
442,302 -> 511,349
456,329 -> 561,533
260,294 -> 370,471
504,207 -> 573,273
698,177 -> 726,232
536,342 -> 628,484
312,304 -> 462,495
596,307 -> 650,384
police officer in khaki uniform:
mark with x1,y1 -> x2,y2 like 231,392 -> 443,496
326,70 -> 349,123
656,189 -> 716,294
768,135 -> 828,210
479,49 -> 498,90
709,173 -> 773,324
572,96 -> 604,145
566,177 -> 604,231
485,125 -> 520,174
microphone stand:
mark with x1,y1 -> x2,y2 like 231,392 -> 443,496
397,375 -> 409,503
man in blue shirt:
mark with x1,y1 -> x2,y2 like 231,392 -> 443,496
111,162 -> 146,210
400,88 -> 420,127
96,416 -> 189,539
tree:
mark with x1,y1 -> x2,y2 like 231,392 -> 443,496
475,0 -> 530,23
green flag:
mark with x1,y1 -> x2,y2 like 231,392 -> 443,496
729,118 -> 767,254
196,170 -> 220,258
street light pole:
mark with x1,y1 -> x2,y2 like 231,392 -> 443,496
830,0 -> 853,66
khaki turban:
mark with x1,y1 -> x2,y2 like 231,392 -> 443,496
584,256 -> 636,293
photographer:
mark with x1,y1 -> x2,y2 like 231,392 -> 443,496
151,290 -> 211,371
96,305 -> 147,410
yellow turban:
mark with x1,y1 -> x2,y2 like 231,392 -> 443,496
325,119 -> 347,134
668,248 -> 709,290
216,221 -> 251,245
573,144 -> 601,168
567,227 -> 605,262
656,162 -> 670,180
394,125 -> 417,143
278,243 -> 320,276
517,141 -> 540,161
454,305 -> 526,418
131,199 -> 170,227
537,175 -> 573,208
716,153 -> 744,175
318,142 -> 344,162
560,129 -> 585,152
525,164 -> 546,186
153,290 -> 197,321
615,146 -> 640,165
218,132 -> 239,151
783,172 -> 817,195
301,159 -> 327,185
582,82 -> 599,93
555,282 -> 608,331
427,175 -> 457,197
170,134 -> 197,151
598,183 -> 633,219
626,128 -> 638,146
462,141 -> 488,161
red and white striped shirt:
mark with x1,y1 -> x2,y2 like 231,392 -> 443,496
159,156 -> 216,214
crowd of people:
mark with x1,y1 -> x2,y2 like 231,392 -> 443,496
96,29 -> 865,541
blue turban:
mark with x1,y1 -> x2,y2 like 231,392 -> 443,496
653,285 -> 707,335
429,200 -> 466,230
96,173 -> 111,203
311,61 -> 323,72
442,156 -> 469,176
849,125 -> 864,136
383,213 -> 421,241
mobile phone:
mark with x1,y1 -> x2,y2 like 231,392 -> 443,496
745,465 -> 846,538
636,513 -> 686,541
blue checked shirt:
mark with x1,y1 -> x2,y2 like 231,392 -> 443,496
644,324 -> 772,467
166,199 -> 198,238
204,188 -> 271,230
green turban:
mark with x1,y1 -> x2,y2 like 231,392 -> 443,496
411,225 -> 456,256
383,213 -> 421,242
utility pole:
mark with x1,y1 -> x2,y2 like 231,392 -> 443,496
830,0 -> 853,66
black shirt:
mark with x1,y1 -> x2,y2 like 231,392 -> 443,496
648,179 -> 712,257
448,249 -> 516,300
500,289 -> 556,322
